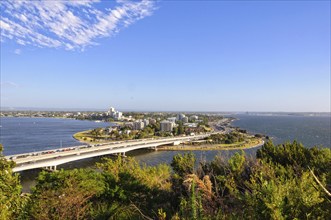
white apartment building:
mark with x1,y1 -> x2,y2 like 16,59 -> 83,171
114,111 -> 122,120
107,106 -> 123,120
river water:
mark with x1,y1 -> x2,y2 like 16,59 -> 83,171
0,115 -> 330,192
0,117 -> 113,155
1,115 -> 330,163
232,114 -> 330,148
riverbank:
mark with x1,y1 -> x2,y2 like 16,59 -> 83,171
73,133 -> 265,152
158,138 -> 264,151
73,130 -> 98,144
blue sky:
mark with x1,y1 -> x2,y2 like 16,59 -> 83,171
1,0 -> 330,112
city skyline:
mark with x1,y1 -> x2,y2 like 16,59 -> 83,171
1,0 -> 330,112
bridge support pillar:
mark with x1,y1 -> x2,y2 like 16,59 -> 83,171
43,165 -> 57,172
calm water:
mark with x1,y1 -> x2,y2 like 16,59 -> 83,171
1,115 -> 329,192
232,114 -> 330,148
0,117 -> 112,155
1,115 -> 329,162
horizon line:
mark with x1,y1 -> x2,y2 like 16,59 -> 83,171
1,107 -> 330,114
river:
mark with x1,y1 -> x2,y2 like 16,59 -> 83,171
1,115 -> 330,192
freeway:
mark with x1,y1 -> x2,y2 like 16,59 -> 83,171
6,133 -> 215,172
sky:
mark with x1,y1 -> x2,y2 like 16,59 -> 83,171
1,0 -> 330,112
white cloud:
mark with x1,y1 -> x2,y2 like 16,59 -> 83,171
14,48 -> 21,55
0,0 -> 156,51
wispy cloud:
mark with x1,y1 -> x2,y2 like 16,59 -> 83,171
1,81 -> 19,88
0,0 -> 156,51
14,48 -> 21,55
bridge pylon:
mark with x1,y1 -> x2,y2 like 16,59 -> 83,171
43,165 -> 57,172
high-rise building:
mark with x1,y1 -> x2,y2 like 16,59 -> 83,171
109,107 -> 116,116
107,107 -> 122,120
114,111 -> 122,120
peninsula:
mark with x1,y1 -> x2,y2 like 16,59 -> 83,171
73,108 -> 264,151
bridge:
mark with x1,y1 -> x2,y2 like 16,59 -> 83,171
5,133 -> 213,172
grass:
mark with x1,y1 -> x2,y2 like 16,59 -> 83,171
158,138 -> 264,151
73,129 -> 264,152
73,130 -> 99,144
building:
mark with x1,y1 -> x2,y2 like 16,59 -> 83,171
108,107 -> 116,116
133,121 -> 145,130
143,119 -> 149,127
190,115 -> 199,120
160,120 -> 174,132
107,107 -> 123,120
167,117 -> 177,123
114,111 -> 122,120
182,116 -> 189,123
184,123 -> 197,128
124,122 -> 134,129
177,113 -> 186,121
149,119 -> 156,124
124,130 -> 131,135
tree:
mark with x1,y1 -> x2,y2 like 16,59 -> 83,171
257,140 -> 331,176
173,127 -> 178,136
0,144 -> 26,219
26,169 -> 105,220
171,153 -> 196,177
243,163 -> 328,219
177,122 -> 185,135
97,156 -> 173,219
91,128 -> 103,139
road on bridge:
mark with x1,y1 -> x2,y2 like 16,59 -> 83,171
6,133 -> 217,172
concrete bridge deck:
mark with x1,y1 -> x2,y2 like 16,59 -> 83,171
6,133 -> 214,172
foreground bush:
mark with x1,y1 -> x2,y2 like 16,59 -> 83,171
1,141 -> 330,219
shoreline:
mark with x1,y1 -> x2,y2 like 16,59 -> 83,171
73,130 -> 97,144
157,139 -> 265,151
73,128 -> 265,152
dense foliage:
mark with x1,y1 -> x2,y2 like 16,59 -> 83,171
0,141 -> 330,219
87,121 -> 211,142
0,144 -> 27,220
208,132 -> 245,144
